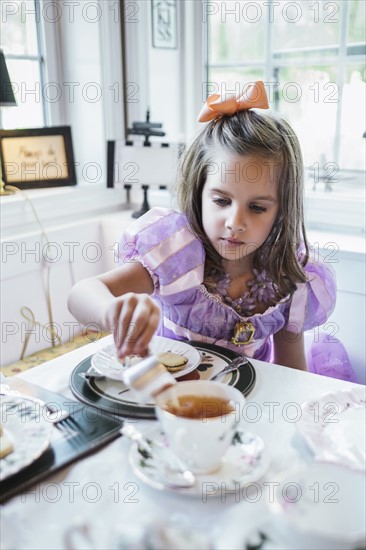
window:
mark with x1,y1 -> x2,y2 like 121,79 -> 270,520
0,0 -> 46,129
205,0 -> 365,232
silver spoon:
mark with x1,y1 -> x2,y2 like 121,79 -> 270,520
210,356 -> 248,381
121,424 -> 196,489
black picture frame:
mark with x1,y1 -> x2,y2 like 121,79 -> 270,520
151,0 -> 177,49
0,126 -> 77,189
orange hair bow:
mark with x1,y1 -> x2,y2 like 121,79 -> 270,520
198,80 -> 269,123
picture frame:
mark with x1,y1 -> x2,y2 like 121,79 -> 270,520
0,126 -> 77,189
151,0 -> 177,49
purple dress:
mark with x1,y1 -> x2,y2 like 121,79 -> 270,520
117,208 -> 336,362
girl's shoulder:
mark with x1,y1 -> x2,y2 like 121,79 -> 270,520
287,256 -> 337,333
123,207 -> 189,236
120,207 -> 202,252
117,208 -> 205,290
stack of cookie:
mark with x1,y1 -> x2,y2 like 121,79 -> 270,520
157,352 -> 188,374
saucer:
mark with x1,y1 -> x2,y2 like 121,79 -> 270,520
129,427 -> 270,497
0,395 -> 53,481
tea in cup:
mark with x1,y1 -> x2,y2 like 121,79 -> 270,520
155,380 -> 245,474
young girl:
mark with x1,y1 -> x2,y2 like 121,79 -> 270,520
68,81 -> 336,371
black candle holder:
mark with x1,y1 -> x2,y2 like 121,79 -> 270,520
132,185 -> 150,219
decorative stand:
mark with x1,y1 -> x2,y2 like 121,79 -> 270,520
123,184 -> 131,206
132,185 -> 150,219
127,109 -> 165,147
127,110 -> 166,219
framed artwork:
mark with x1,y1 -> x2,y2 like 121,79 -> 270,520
151,0 -> 177,49
0,126 -> 77,189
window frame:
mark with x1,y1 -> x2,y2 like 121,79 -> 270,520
206,0 -> 364,173
203,0 -> 365,234
0,0 -> 63,129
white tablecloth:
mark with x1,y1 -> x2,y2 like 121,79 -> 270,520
1,337 -> 364,550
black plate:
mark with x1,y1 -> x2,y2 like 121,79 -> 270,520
69,341 -> 256,419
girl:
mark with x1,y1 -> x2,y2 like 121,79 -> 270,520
68,81 -> 336,371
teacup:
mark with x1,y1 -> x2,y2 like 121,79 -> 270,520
155,380 -> 245,474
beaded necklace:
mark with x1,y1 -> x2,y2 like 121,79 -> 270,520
216,269 -> 278,317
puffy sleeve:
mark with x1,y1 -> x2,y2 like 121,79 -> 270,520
116,207 -> 205,295
286,257 -> 337,333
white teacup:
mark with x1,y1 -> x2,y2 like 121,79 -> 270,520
155,380 -> 245,474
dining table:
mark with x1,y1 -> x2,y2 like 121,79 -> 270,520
0,335 -> 365,550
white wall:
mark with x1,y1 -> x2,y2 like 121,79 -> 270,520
124,0 -> 203,143
0,188 -> 129,365
123,0 -> 181,140
56,5 -> 104,184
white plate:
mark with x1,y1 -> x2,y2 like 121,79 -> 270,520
297,386 -> 366,471
129,427 -> 270,497
0,395 -> 53,481
91,336 -> 201,381
268,463 -> 366,549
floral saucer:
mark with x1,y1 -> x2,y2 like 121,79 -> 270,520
129,427 -> 270,497
0,395 -> 53,481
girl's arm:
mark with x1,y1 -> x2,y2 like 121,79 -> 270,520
272,329 -> 307,371
68,262 -> 161,359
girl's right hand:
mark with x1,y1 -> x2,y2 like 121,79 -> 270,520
103,292 -> 161,359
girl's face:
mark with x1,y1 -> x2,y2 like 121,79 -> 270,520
201,151 -> 279,270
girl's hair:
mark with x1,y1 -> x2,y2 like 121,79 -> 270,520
177,109 -> 309,299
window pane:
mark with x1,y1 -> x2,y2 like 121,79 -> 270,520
0,0 -> 38,56
207,67 -> 265,99
208,1 -> 266,64
339,65 -> 366,171
348,0 -> 366,44
273,47 -> 339,61
1,59 -> 44,129
273,0 -> 340,51
277,66 -> 338,169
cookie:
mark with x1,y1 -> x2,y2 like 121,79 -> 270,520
157,352 -> 188,372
